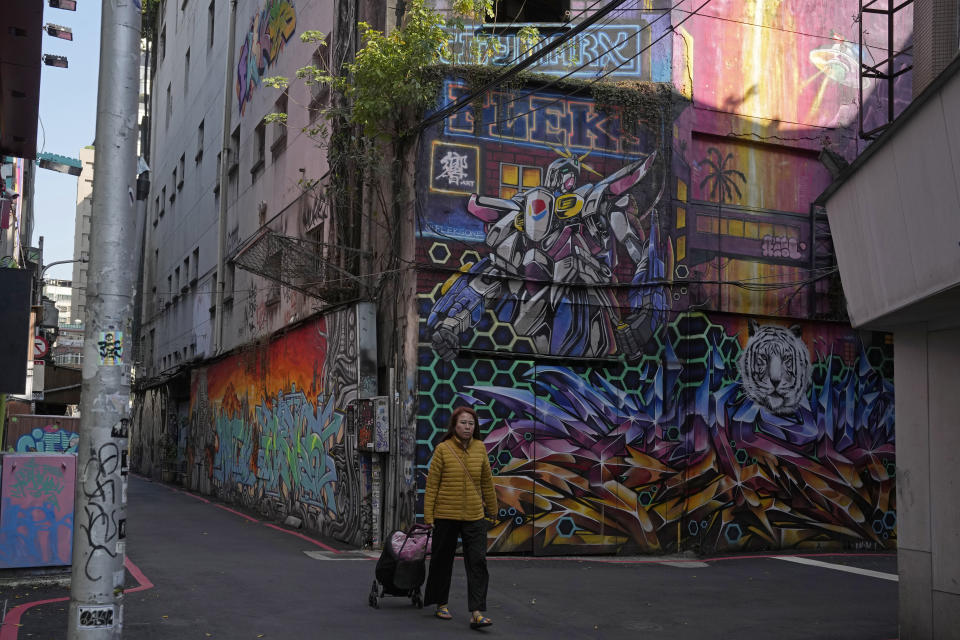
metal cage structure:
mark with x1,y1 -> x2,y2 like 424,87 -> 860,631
859,0 -> 914,139
232,230 -> 370,305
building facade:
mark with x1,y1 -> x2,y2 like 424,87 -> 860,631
132,0 -> 910,555
70,146 -> 94,323
132,0 -> 378,540
819,3 -> 959,633
43,277 -> 72,325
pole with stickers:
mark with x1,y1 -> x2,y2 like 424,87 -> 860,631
67,0 -> 141,635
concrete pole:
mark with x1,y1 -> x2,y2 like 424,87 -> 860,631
67,0 -> 141,636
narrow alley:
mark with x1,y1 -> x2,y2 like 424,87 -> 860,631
2,476 -> 898,639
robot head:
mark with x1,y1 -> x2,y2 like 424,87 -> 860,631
544,157 -> 580,193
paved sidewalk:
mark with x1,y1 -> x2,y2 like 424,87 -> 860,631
0,475 -> 899,639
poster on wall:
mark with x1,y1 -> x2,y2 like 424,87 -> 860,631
0,453 -> 78,568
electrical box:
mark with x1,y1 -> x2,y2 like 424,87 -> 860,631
356,396 -> 390,452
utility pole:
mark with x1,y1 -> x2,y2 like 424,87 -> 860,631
67,0 -> 141,636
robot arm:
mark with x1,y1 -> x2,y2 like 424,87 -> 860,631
610,202 -> 668,360
427,258 -> 502,361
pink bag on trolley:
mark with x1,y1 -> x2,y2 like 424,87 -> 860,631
389,524 -> 432,562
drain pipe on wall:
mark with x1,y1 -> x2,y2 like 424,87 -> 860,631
214,0 -> 238,354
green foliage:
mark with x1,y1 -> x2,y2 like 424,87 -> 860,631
591,82 -> 676,125
265,0 -> 454,140
451,0 -> 494,22
141,0 -> 160,42
338,0 -> 450,139
264,0 -> 545,141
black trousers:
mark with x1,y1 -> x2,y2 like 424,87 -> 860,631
424,518 -> 489,612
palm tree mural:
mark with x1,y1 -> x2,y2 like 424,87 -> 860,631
698,147 -> 747,204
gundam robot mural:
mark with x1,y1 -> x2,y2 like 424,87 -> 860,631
426,149 -> 669,361
414,60 -> 895,558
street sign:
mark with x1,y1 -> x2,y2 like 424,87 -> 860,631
33,335 -> 49,359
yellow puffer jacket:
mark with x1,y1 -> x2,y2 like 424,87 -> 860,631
423,437 -> 498,524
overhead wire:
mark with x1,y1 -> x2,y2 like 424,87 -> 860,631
419,0 -> 648,131
459,0 -> 709,132
414,0 -> 704,250
482,0 -> 628,70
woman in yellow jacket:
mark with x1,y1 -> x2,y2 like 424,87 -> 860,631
423,406 -> 498,629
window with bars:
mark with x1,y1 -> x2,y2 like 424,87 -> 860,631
271,91 -> 288,157
251,120 -> 266,178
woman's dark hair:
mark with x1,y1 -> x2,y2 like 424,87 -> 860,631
441,406 -> 481,441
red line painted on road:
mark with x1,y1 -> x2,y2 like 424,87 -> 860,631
0,557 -> 155,640
125,556 -> 155,592
262,523 -> 339,553
0,595 -> 68,640
215,504 -> 259,522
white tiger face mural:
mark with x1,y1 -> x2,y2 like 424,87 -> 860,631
738,320 -> 812,415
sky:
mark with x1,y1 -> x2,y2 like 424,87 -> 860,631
33,0 -> 103,280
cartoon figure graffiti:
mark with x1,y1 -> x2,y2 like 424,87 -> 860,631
427,150 -> 668,361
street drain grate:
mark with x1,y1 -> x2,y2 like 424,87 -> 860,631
303,550 -> 378,561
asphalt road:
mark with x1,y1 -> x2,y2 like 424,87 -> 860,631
1,475 -> 899,639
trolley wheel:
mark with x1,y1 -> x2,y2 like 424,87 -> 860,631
368,581 -> 380,609
412,591 -> 423,609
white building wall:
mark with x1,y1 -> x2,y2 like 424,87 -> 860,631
70,146 -> 94,324
894,326 -> 960,639
824,59 -> 960,640
826,67 -> 960,328
43,278 -> 72,325
143,0 -> 332,378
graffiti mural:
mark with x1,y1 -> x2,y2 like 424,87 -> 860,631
415,314 -> 894,554
187,310 -> 368,545
236,0 -> 297,115
423,78 -> 673,362
415,73 -> 895,555
440,17 -> 673,81
15,425 -> 80,453
0,454 -> 77,568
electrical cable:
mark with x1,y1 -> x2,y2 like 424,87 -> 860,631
484,0 -> 625,69
461,0 -> 708,132
411,3 -> 697,253
419,0 -> 644,132
38,116 -> 47,154
672,3 -> 914,57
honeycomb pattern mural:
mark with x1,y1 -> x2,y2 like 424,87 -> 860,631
415,303 -> 896,556
412,81 -> 895,555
